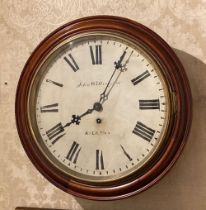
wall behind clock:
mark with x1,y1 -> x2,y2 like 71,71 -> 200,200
0,1 -> 206,210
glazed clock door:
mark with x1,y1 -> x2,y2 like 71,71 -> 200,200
16,16 -> 192,200
32,33 -> 170,182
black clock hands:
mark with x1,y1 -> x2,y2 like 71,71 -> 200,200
99,49 -> 133,105
115,47 -> 128,69
64,49 -> 133,128
63,111 -> 92,128
64,102 -> 103,128
98,48 -> 126,104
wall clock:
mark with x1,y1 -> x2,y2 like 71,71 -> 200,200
15,16 -> 192,200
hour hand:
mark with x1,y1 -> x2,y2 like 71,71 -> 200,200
63,115 -> 80,128
63,102 -> 103,128
79,102 -> 103,119
63,111 -> 90,128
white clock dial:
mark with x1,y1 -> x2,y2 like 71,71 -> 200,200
30,33 -> 170,182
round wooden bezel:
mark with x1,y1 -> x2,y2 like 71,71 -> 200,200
15,16 -> 192,200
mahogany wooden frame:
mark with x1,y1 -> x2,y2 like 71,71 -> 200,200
15,16 -> 192,200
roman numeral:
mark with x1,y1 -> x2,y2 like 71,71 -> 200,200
46,123 -> 65,144
64,53 -> 79,72
133,121 -> 155,142
131,70 -> 150,85
66,141 -> 81,164
90,45 -> 102,65
46,79 -> 63,87
40,103 -> 58,112
96,150 -> 104,170
120,145 -> 132,161
139,99 -> 160,110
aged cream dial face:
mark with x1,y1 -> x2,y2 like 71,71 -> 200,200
29,32 -> 170,182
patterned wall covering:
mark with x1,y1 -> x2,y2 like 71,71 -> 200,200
0,1 -> 206,210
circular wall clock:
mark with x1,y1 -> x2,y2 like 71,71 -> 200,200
15,16 -> 192,200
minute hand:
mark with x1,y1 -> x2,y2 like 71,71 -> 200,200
99,50 -> 133,105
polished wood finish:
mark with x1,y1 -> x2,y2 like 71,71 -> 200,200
15,16 -> 192,200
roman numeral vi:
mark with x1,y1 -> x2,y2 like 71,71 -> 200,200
96,150 -> 104,170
